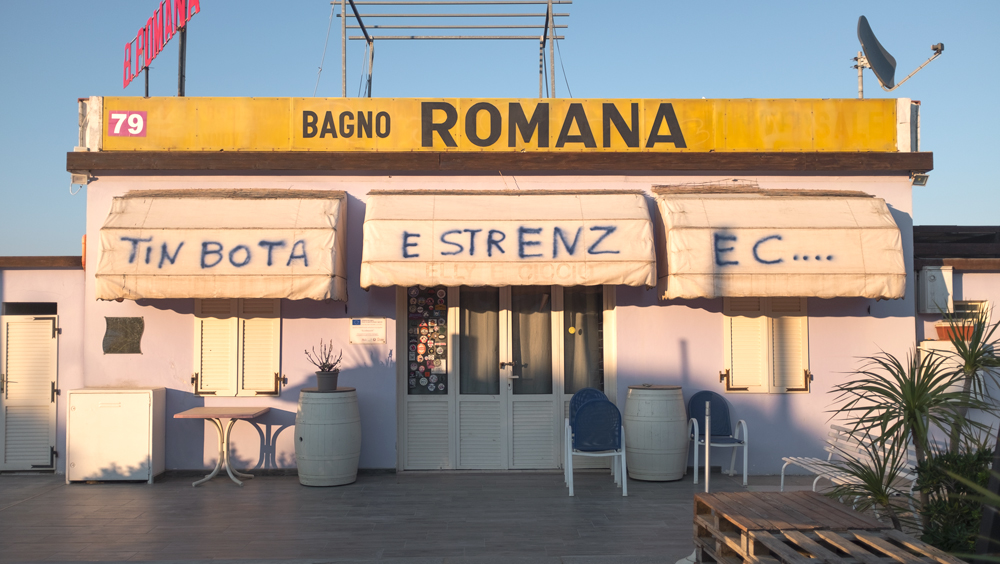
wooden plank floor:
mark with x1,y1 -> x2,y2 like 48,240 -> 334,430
0,471 -> 776,563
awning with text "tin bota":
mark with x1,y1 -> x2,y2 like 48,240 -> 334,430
360,190 -> 656,288
655,187 -> 905,300
96,189 -> 347,301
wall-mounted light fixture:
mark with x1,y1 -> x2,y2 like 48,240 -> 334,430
911,172 -> 930,186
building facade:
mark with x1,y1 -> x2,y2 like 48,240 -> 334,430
0,96 -> 933,476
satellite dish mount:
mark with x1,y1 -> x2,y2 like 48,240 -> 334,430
854,15 -> 943,98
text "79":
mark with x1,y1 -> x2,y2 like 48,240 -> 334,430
108,111 -> 147,137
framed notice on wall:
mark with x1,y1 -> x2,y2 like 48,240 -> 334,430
349,317 -> 386,344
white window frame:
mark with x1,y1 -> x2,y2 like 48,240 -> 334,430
953,300 -> 988,321
722,297 -> 810,394
193,299 -> 281,397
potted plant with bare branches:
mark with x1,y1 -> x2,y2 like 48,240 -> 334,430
305,341 -> 344,392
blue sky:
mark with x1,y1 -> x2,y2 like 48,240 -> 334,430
1,1 -> 997,256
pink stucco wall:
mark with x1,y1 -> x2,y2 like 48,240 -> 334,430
76,171 -> 916,474
0,267 -> 85,473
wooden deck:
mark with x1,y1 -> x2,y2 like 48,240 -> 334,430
0,470 -> 756,563
693,492 -> 964,564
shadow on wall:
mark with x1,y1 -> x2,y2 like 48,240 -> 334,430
166,388 -> 204,470
339,349 -> 396,469
167,388 -> 298,471
70,462 -> 151,482
234,410 -> 296,471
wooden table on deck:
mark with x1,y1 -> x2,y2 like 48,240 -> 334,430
174,407 -> 270,487
693,491 -> 964,564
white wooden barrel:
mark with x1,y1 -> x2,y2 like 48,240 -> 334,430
624,385 -> 687,481
295,388 -> 361,486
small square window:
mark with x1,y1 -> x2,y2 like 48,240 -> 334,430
103,317 -> 144,354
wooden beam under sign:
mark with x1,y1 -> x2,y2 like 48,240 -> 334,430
67,151 -> 934,174
0,256 -> 83,269
914,258 -> 1000,271
914,243 -> 1000,258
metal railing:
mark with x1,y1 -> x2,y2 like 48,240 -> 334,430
335,0 -> 571,97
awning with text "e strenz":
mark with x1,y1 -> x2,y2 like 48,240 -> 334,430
360,190 -> 656,289
96,190 -> 347,301
655,187 -> 906,300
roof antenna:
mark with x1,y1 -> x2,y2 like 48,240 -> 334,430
853,15 -> 943,99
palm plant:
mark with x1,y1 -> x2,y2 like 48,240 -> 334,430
825,429 -> 916,531
831,349 -> 986,467
940,306 -> 1000,452
830,348 -> 989,528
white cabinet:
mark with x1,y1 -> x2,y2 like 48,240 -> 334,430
66,388 -> 165,484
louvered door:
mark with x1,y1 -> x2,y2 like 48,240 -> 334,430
1,316 -> 58,470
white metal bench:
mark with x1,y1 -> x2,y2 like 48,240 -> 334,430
780,425 -> 918,498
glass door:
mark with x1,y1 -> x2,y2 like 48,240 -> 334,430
507,286 -> 558,469
456,287 -> 504,469
455,286 -> 560,469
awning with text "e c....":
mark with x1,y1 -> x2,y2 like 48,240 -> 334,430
96,189 -> 347,301
655,187 -> 906,300
360,190 -> 656,289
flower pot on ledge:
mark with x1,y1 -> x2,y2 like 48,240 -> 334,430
316,370 -> 340,392
935,322 -> 973,341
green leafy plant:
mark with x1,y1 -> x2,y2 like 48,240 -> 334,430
945,469 -> 1000,563
916,444 -> 994,552
305,340 -> 343,372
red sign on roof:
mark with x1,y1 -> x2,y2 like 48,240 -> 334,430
123,0 -> 200,89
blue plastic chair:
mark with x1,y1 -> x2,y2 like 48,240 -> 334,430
564,388 -> 608,486
687,391 -> 748,486
564,398 -> 627,497
568,387 -> 607,427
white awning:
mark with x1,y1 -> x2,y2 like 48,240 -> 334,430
360,190 -> 656,288
97,190 -> 347,301
655,188 -> 906,300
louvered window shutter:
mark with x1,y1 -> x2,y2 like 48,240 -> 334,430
768,298 -> 809,392
237,299 -> 281,396
194,299 -> 238,396
723,298 -> 768,392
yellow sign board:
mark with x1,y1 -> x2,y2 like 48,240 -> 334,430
102,97 -> 898,152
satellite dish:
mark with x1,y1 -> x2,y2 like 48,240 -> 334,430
852,16 -> 943,97
857,16 -> 897,89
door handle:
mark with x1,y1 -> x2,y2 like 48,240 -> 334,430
1,374 -> 17,396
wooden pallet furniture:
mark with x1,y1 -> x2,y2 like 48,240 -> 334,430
693,491 -> 964,564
